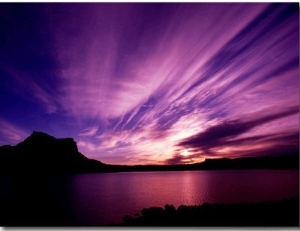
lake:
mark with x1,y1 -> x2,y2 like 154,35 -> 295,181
45,170 -> 299,225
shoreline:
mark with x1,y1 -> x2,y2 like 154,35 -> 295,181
118,197 -> 299,227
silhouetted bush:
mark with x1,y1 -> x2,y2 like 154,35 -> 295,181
121,198 -> 299,227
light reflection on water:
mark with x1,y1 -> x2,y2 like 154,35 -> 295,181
49,170 -> 298,225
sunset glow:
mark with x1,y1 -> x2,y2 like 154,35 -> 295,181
0,3 -> 298,165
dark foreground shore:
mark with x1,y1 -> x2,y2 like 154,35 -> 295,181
0,179 -> 298,227
120,198 -> 299,227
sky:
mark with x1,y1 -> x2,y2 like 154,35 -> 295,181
0,3 -> 298,165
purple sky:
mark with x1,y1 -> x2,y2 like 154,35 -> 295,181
0,3 -> 298,165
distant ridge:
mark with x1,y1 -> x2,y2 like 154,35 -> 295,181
0,131 -> 298,174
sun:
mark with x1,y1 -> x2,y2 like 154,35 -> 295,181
180,149 -> 190,156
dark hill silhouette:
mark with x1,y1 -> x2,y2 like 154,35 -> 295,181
0,131 -> 298,174
0,132 -> 112,225
0,131 -> 108,174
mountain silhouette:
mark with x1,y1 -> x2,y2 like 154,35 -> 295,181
0,131 -> 298,174
0,131 -> 107,174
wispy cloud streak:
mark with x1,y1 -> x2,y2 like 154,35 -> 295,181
0,119 -> 29,146
0,3 -> 298,164
178,106 -> 298,152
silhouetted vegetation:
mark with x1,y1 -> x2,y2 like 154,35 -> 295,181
120,198 -> 299,227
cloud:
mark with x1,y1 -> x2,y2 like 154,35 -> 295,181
0,118 -> 29,145
79,126 -> 99,137
29,82 -> 58,113
3,66 -> 59,114
0,3 -> 298,165
43,3 -> 269,120
77,140 -> 99,152
164,130 -> 299,165
166,151 -> 206,165
178,106 -> 299,154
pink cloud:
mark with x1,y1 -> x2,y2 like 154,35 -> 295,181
46,4 -> 268,121
2,4 -> 298,166
79,126 -> 99,137
0,118 -> 29,145
3,67 -> 58,114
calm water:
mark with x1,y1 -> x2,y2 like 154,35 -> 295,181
45,170 -> 299,225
